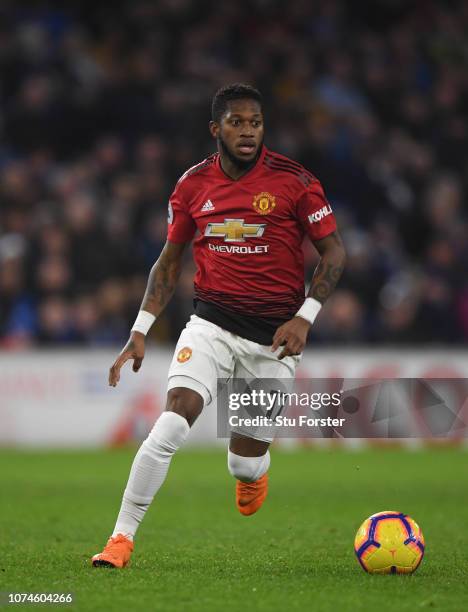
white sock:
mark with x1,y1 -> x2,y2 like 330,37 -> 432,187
112,411 -> 190,540
227,449 -> 270,483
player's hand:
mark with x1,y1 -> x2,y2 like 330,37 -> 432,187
109,332 -> 146,387
271,316 -> 311,360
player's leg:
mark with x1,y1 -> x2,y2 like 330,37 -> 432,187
111,388 -> 204,536
92,386 -> 204,568
92,314 -> 234,567
227,340 -> 301,516
228,433 -> 270,516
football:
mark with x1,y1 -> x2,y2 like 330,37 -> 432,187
354,511 -> 425,574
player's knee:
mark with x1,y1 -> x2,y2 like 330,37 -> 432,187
166,387 -> 204,426
227,450 -> 270,482
143,411 -> 190,463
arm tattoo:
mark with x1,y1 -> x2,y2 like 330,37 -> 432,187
309,260 -> 344,303
140,250 -> 182,315
308,232 -> 346,304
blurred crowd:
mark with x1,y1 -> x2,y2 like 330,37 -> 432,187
0,0 -> 467,347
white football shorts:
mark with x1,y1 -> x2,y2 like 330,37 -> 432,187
167,314 -> 301,442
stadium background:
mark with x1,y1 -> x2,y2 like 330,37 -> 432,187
1,2 -> 468,610
1,0 -> 467,349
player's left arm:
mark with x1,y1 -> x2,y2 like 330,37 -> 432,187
307,230 -> 346,303
272,230 -> 346,359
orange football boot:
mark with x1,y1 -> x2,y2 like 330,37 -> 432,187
92,534 -> 134,568
236,473 -> 268,516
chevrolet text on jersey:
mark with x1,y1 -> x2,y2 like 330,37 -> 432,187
209,243 -> 269,254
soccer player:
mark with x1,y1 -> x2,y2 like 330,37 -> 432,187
92,84 -> 346,567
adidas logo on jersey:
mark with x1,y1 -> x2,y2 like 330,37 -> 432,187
308,204 -> 332,223
201,199 -> 215,212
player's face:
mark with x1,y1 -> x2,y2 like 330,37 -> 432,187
212,99 -> 264,167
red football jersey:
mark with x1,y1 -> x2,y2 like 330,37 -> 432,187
167,145 -> 336,322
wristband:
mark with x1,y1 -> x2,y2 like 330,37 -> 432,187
131,310 -> 156,336
295,297 -> 322,326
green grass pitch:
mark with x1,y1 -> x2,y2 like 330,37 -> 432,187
1,446 -> 467,611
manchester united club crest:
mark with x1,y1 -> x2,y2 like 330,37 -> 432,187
177,346 -> 192,363
252,192 -> 276,215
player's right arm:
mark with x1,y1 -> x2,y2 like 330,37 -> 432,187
109,176 -> 196,387
108,240 -> 190,386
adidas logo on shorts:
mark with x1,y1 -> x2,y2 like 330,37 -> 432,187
201,199 -> 215,212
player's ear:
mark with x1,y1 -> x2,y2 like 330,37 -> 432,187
209,121 -> 219,139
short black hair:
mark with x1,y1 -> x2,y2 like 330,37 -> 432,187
211,83 -> 263,123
